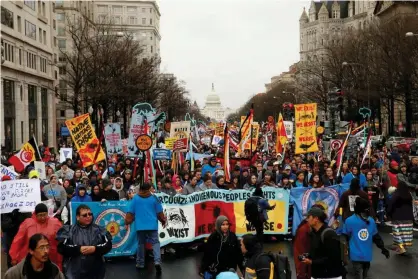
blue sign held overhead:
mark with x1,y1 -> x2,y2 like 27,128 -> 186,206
60,126 -> 70,137
152,149 -> 172,160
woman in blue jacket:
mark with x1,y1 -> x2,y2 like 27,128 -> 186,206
71,185 -> 92,203
342,165 -> 367,189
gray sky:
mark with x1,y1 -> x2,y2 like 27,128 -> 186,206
159,0 -> 309,110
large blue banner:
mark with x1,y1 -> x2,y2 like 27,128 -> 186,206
290,184 -> 350,235
71,201 -> 137,257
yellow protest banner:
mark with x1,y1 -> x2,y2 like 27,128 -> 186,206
214,123 -> 225,137
65,114 -> 106,167
164,137 -> 176,150
294,103 -> 319,154
238,116 -> 259,154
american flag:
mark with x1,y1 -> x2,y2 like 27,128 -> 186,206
224,124 -> 231,182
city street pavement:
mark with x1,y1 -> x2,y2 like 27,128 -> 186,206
2,231 -> 417,279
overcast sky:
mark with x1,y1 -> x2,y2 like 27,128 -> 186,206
159,0 -> 309,110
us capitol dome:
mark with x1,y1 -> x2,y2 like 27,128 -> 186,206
201,83 -> 234,122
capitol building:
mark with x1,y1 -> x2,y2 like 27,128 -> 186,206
201,84 -> 234,122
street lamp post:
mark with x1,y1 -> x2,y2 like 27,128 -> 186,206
405,32 -> 418,37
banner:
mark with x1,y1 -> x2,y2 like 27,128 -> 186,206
152,149 -> 172,160
0,164 -> 19,180
238,117 -> 259,154
214,123 -> 225,137
164,138 -> 176,150
127,103 -> 166,157
104,123 -> 123,155
70,201 -> 137,257
294,103 -> 319,154
65,114 -> 106,167
71,187 -> 289,256
59,148 -> 73,163
290,184 -> 349,235
0,179 -> 41,214
283,121 -> 293,142
170,121 -> 191,139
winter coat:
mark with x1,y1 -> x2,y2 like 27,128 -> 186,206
56,223 -> 112,279
43,183 -> 67,212
71,187 -> 92,203
9,214 -> 63,270
4,256 -> 64,279
293,221 -> 311,279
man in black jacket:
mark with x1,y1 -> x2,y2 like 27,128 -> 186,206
56,204 -> 112,279
301,207 -> 345,279
240,234 -> 274,279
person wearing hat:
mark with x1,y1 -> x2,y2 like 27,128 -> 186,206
9,203 -> 63,270
71,185 -> 92,203
301,207 -> 345,279
342,197 -> 389,277
43,174 -> 67,216
55,162 -> 74,180
123,169 -> 134,190
202,157 -> 218,177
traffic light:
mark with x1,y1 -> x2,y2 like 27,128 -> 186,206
282,102 -> 294,121
328,88 -> 344,111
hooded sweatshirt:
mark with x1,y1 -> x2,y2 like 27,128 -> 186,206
113,177 -> 127,200
71,186 -> 92,203
43,178 -> 67,212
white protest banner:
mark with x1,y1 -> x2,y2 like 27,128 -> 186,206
0,164 -> 19,180
283,121 -> 293,142
170,121 -> 191,139
0,179 -> 41,213
104,123 -> 123,156
34,161 -> 46,179
59,148 -> 73,163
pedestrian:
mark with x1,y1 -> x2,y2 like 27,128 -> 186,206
301,207 -> 345,279
387,181 -> 414,254
240,234 -> 274,279
342,197 -> 390,279
56,204 -> 112,279
199,216 -> 244,278
4,234 -> 64,279
42,174 -> 67,216
9,203 -> 63,270
99,178 -> 119,201
125,182 -> 166,274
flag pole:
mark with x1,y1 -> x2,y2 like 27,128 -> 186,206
32,134 -> 43,160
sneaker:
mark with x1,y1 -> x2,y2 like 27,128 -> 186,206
155,264 -> 162,275
136,263 -> 145,269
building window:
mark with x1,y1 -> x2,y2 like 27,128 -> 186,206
3,79 -> 15,101
142,8 -> 145,13
42,119 -> 48,141
59,66 -> 66,75
24,0 -> 36,10
21,121 -> 24,142
150,36 -> 153,41
17,16 -> 22,32
150,18 -> 152,25
25,20 -> 36,39
113,16 -> 121,24
58,39 -> 66,49
39,28 -> 43,42
129,16 -> 137,25
127,6 -> 136,13
57,13 -> 65,22
40,57 -> 47,73
42,2 -> 46,15
58,26 -> 65,36
1,7 -> 14,29
333,10 -> 338,18
55,70 -> 58,79
59,56 -> 66,62
43,30 -> 46,44
29,119 -> 37,137
19,49 -> 22,65
3,42 -> 15,63
28,85 -> 37,104
98,5 -> 107,13
112,5 -> 122,13
56,0 -> 63,8
27,52 -> 37,69
53,19 -> 56,30
150,46 -> 153,53
142,18 -> 146,24
60,110 -> 66,117
4,118 -> 15,152
150,8 -> 152,13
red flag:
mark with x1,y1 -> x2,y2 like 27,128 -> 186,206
8,137 -> 41,173
224,125 -> 231,182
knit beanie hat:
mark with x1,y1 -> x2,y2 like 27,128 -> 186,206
34,203 -> 48,214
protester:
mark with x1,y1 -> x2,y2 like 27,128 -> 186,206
99,178 -> 120,201
125,182 -> 166,274
9,203 -> 63,270
4,234 -> 64,279
56,204 -> 112,279
200,216 -> 243,278
42,174 -> 67,216
240,234 -> 274,279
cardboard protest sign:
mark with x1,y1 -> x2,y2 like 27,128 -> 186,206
0,179 -> 41,213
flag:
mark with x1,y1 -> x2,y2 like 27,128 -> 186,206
8,137 -> 42,173
360,128 -> 373,167
224,124 -> 231,183
276,113 -> 287,154
336,124 -> 353,177
189,134 -> 195,172
228,130 -> 239,151
238,105 -> 254,142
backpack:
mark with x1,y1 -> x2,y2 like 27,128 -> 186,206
245,196 -> 261,224
255,252 -> 291,279
320,228 -> 349,266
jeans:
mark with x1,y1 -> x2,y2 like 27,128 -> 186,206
136,230 -> 161,266
352,261 -> 371,279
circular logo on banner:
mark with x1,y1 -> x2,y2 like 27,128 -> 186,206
316,126 -> 325,134
331,140 -> 342,151
136,134 -> 152,151
358,229 -> 369,241
164,122 -> 171,132
95,209 -> 130,249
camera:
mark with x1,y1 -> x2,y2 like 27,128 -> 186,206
298,253 -> 309,261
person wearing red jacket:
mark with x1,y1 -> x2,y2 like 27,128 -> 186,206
9,203 -> 63,270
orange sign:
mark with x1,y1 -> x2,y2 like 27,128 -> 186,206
135,134 -> 152,151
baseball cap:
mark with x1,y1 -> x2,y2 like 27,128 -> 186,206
1,175 -> 11,181
304,206 -> 327,218
284,165 -> 291,170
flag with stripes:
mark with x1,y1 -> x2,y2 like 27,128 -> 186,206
360,128 -> 373,168
336,123 -> 353,177
224,124 -> 231,182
